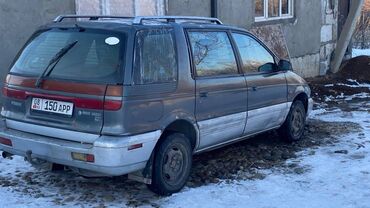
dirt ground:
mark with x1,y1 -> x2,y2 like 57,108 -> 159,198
307,55 -> 370,105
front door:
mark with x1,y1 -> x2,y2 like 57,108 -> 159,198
187,30 -> 248,150
231,32 -> 288,135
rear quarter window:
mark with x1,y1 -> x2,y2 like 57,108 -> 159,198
133,29 -> 177,85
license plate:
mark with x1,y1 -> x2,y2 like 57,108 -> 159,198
31,98 -> 74,116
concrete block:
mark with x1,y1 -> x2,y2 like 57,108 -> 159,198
320,45 -> 326,60
291,53 -> 320,78
325,14 -> 336,25
320,61 -> 329,75
321,24 -> 333,43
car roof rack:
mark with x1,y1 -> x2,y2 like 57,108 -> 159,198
132,16 -> 223,25
54,15 -> 134,23
54,15 -> 223,25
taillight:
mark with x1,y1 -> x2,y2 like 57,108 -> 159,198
0,137 -> 12,146
2,87 -> 27,100
104,85 -> 123,111
104,100 -> 122,111
2,78 -> 123,111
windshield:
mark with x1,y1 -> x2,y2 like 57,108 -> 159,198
10,28 -> 125,84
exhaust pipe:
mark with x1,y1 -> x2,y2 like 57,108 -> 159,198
2,151 -> 13,159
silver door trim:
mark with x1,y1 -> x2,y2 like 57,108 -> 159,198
244,102 -> 292,135
197,112 -> 247,149
195,125 -> 280,153
5,119 -> 99,143
196,102 -> 292,151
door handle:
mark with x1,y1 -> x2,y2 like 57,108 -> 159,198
251,86 -> 258,91
199,92 -> 208,98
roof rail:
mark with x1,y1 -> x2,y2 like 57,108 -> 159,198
53,15 -> 223,25
54,15 -> 134,23
132,16 -> 223,25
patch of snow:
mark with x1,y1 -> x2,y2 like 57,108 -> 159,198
344,93 -> 370,101
323,79 -> 370,90
352,48 -> 370,57
158,110 -> 370,208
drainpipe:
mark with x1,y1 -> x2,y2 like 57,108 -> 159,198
211,0 -> 218,18
331,0 -> 364,73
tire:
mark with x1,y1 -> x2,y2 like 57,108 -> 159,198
279,100 -> 306,142
147,133 -> 192,196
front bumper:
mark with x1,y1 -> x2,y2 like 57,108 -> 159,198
0,119 -> 160,176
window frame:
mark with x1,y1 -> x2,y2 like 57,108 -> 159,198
230,31 -> 279,75
185,29 -> 243,79
255,0 -> 294,22
132,28 -> 179,85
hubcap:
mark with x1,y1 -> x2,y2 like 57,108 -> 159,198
162,145 -> 185,184
291,108 -> 305,137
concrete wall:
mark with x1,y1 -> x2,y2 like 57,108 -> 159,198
76,0 -> 164,16
166,0 -> 211,17
280,1 -> 323,77
0,0 -> 76,82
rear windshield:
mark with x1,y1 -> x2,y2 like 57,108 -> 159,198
10,28 -> 125,84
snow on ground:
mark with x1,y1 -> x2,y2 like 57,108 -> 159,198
0,158 -> 56,208
324,79 -> 370,89
158,109 -> 370,208
0,107 -> 369,207
352,48 -> 370,57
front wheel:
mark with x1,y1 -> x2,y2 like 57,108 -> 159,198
148,133 -> 192,196
279,100 -> 306,142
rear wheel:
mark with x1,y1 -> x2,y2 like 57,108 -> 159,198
148,133 -> 192,196
279,100 -> 306,142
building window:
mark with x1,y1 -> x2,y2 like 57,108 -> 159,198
255,0 -> 294,22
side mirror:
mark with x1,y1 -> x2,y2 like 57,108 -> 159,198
278,59 -> 293,71
258,62 -> 277,73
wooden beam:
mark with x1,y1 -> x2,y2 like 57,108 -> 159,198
331,0 -> 364,73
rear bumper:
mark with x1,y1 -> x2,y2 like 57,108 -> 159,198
0,119 -> 161,176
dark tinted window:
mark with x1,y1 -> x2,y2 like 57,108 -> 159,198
232,33 -> 275,73
188,31 -> 238,77
11,29 -> 124,83
134,29 -> 177,85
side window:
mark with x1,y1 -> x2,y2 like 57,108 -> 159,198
134,29 -> 177,84
188,31 -> 238,77
232,33 -> 275,73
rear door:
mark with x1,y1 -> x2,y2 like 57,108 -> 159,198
187,30 -> 248,150
231,32 -> 288,135
2,28 -> 124,143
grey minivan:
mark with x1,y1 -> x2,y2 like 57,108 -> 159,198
0,15 -> 312,195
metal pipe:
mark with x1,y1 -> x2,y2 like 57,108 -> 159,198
211,0 -> 218,18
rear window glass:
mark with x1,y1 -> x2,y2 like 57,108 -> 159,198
10,28 -> 125,83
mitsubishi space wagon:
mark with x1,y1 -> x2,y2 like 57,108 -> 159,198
0,15 -> 313,195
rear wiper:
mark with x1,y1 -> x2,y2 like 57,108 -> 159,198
35,40 -> 78,87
